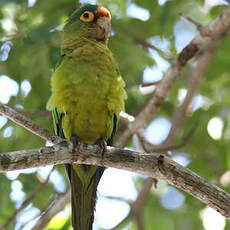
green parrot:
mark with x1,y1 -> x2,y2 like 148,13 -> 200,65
47,4 -> 126,230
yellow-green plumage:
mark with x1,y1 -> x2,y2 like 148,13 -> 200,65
47,40 -> 125,143
47,4 -> 126,230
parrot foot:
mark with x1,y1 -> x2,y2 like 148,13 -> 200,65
70,135 -> 80,150
96,139 -> 107,158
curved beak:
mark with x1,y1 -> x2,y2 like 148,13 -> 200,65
95,7 -> 111,41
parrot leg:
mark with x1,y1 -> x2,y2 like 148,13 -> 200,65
96,138 -> 107,157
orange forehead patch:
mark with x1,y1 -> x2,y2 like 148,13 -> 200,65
96,7 -> 111,19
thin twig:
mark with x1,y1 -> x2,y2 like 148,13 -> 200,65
0,103 -> 63,144
113,23 -> 173,60
31,191 -> 70,230
137,124 -> 197,153
102,196 -> 132,204
179,13 -> 203,29
110,178 -> 154,230
141,80 -> 162,87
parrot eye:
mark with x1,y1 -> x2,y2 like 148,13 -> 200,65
80,11 -> 95,22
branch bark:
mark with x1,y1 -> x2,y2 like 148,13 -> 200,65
115,8 -> 230,148
0,141 -> 229,218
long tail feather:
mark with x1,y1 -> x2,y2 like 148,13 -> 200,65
66,164 -> 104,230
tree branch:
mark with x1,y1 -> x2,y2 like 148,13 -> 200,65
110,178 -> 155,230
0,103 -> 62,144
179,13 -> 203,29
159,40 -> 219,147
115,8 -> 230,148
137,125 -> 196,153
0,141 -> 229,218
113,24 -> 173,60
31,191 -> 70,230
0,168 -> 54,230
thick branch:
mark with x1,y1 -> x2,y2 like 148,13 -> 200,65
115,8 -> 230,148
0,142 -> 229,218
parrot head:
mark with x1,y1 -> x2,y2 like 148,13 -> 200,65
63,4 -> 111,42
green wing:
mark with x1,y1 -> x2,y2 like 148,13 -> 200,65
54,53 -> 65,70
107,114 -> 117,145
52,108 -> 65,138
50,53 -> 66,138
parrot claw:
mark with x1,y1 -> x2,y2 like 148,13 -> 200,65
96,139 -> 107,158
70,136 -> 80,150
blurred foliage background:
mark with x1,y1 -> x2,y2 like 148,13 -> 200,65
0,0 -> 230,230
